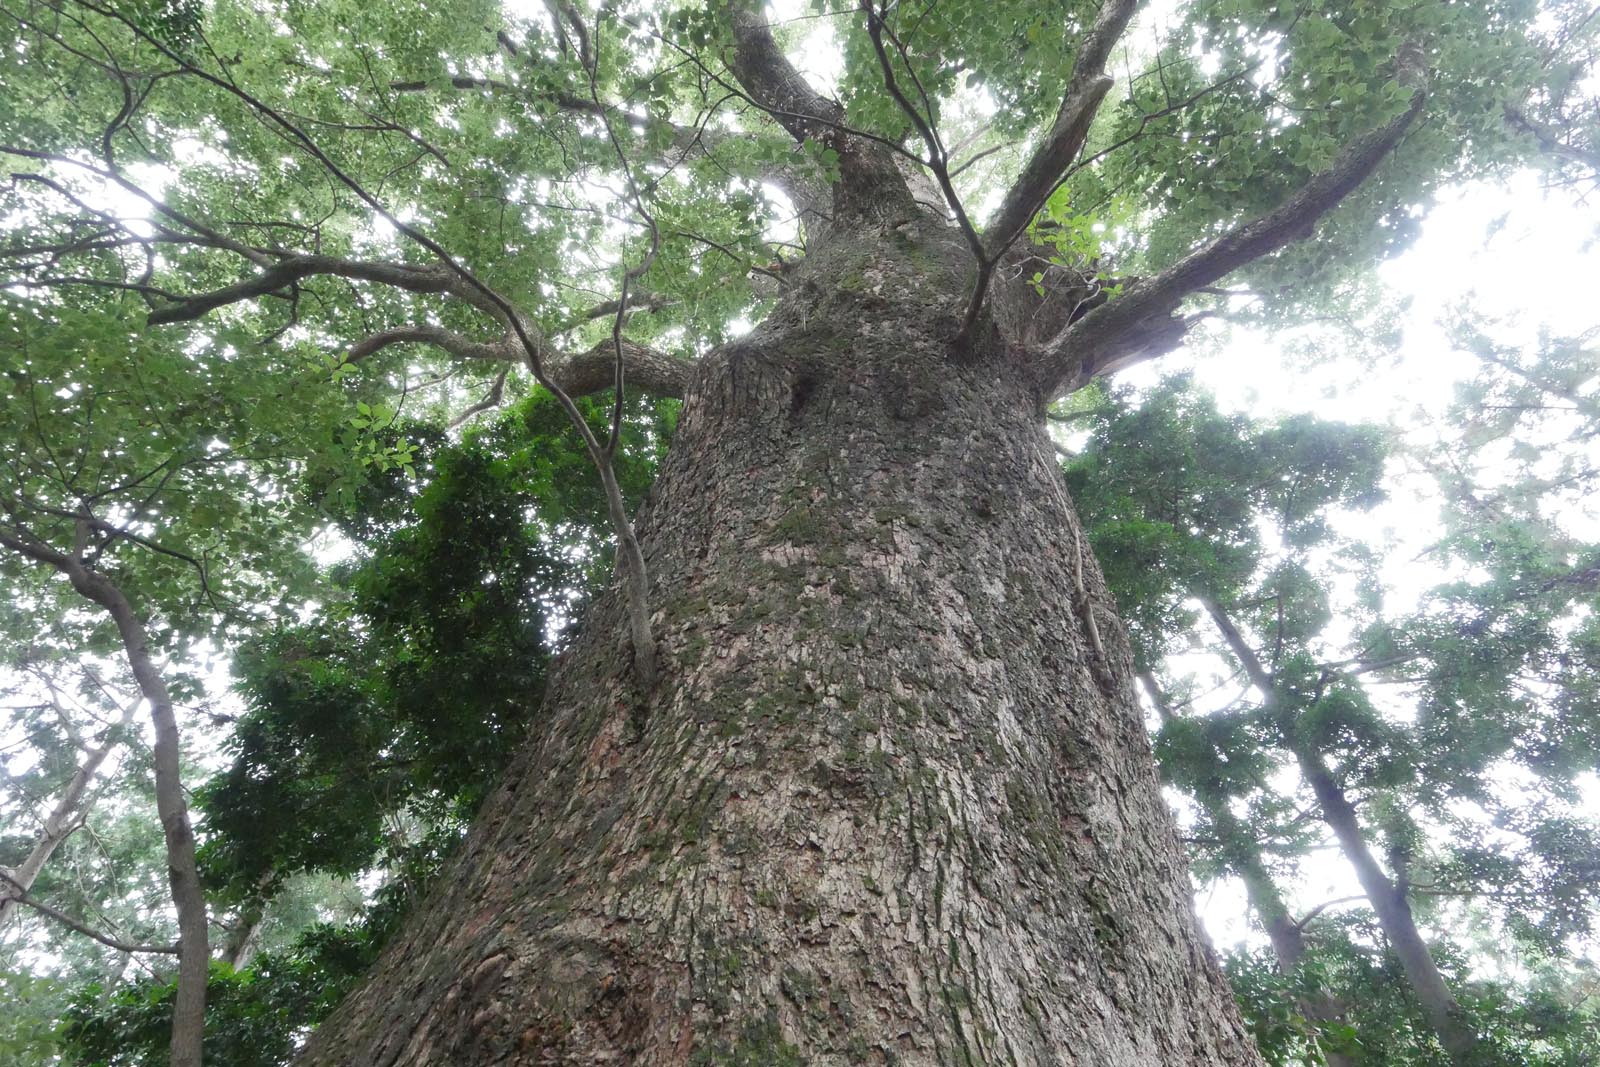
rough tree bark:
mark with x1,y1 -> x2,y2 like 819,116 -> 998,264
278,0 -> 1428,1053
296,199 -> 1262,1063
0,0 -> 1465,1057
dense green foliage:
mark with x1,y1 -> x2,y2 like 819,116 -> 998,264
2,0 -> 1597,1061
199,392 -> 668,900
1062,376 -> 1388,670
52,392 -> 668,1065
1225,940 -> 1600,1067
1067,339 -> 1600,1064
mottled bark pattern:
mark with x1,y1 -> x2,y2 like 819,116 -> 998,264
299,221 -> 1261,1065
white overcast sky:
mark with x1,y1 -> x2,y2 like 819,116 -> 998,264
1131,175 -> 1600,953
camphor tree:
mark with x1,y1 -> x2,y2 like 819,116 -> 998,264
1,0 -> 1596,1062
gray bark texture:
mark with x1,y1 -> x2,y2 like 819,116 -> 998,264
0,528 -> 209,1067
1299,756 -> 1481,1065
297,218 -> 1263,1065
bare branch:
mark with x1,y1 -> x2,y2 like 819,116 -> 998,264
1,144 -> 273,266
0,871 -> 178,955
1292,894 -> 1368,930
448,367 -> 509,430
557,290 -> 676,332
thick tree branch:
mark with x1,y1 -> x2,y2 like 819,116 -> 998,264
347,323 -> 511,364
1036,88 -> 1427,399
146,255 -> 459,325
716,2 -> 915,224
722,3 -> 843,145
346,325 -> 688,400
983,0 -> 1138,261
558,340 -> 687,399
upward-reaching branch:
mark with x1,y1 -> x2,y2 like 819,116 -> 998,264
722,2 -> 845,145
718,1 -> 914,223
1036,87 -> 1428,400
0,696 -> 132,929
1139,668 -> 1358,1067
948,0 -> 1137,348
859,2 -> 983,264
983,0 -> 1140,262
1505,106 -> 1600,176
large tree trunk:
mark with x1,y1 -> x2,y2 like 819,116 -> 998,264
299,221 -> 1262,1065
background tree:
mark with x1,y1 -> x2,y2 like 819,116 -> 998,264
1064,325 -> 1599,1065
1,0 -> 1596,1062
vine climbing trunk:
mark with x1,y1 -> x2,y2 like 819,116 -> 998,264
298,220 -> 1263,1065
